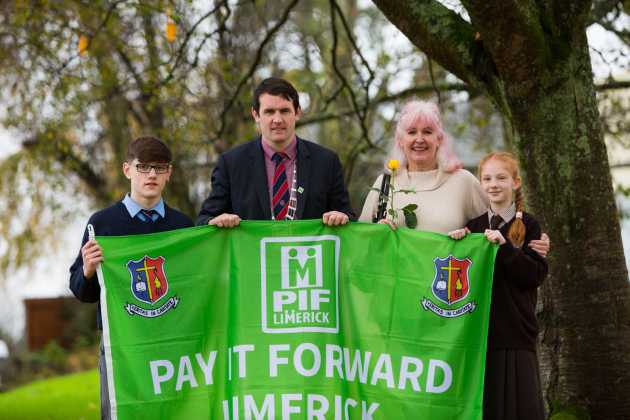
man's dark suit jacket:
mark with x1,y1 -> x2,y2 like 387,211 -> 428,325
196,137 -> 356,225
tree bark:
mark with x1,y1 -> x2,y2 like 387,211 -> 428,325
511,39 -> 630,420
373,0 -> 630,417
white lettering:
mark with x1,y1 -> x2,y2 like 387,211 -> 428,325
150,359 -> 173,395
298,289 -> 308,311
343,348 -> 371,383
281,393 -> 302,419
426,359 -> 452,393
398,356 -> 423,391
233,345 -> 255,378
269,344 -> 290,377
361,401 -> 380,420
175,355 -> 198,391
325,344 -> 344,379
196,352 -> 217,385
307,393 -> 329,420
344,398 -> 357,420
310,289 -> 330,310
294,343 -> 321,377
274,291 -> 296,312
244,394 -> 274,420
370,353 -> 394,388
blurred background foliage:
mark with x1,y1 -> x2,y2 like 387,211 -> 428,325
0,0 -> 627,278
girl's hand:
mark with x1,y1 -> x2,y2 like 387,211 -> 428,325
448,227 -> 470,240
484,229 -> 506,245
377,218 -> 397,230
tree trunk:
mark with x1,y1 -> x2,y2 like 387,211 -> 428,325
372,1 -> 630,417
509,38 -> 630,419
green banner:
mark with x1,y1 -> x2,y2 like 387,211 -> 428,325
97,220 -> 497,420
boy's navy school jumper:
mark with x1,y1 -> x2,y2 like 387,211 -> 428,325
69,200 -> 193,329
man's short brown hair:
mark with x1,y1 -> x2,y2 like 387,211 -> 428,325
126,136 -> 172,163
252,77 -> 301,114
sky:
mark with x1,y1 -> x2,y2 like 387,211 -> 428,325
0,9 -> 629,342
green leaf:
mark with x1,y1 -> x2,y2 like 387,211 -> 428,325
402,207 -> 417,229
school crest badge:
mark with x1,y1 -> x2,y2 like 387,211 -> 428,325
124,256 -> 179,318
422,255 -> 476,318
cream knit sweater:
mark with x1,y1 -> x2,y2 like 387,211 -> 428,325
359,167 -> 488,234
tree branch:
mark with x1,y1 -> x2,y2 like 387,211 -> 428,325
461,0 -> 551,85
589,0 -> 623,25
371,1 -> 512,114
212,0 -> 300,143
597,80 -> 630,91
371,0 -> 484,89
298,82 -> 472,127
329,0 -> 374,149
551,0 -> 596,30
331,0 -> 375,105
161,1 -> 230,86
23,134 -> 112,205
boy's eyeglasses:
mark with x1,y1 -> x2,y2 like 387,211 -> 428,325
135,163 -> 170,174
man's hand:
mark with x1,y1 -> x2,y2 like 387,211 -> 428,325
208,213 -> 241,228
529,232 -> 550,258
322,211 -> 349,226
82,239 -> 103,279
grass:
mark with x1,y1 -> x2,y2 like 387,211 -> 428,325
0,369 -> 99,420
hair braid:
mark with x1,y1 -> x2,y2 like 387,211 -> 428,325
508,186 -> 526,247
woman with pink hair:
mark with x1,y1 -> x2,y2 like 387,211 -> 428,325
360,99 -> 550,255
359,100 -> 488,233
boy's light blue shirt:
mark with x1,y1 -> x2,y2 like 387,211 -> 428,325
122,194 -> 165,222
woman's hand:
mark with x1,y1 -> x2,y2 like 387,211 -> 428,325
377,218 -> 397,230
484,229 -> 506,245
528,232 -> 550,258
448,227 -> 470,240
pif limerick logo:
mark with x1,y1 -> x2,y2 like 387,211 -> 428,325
125,256 -> 179,318
421,255 -> 476,318
260,236 -> 339,333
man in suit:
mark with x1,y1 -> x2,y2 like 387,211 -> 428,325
196,77 -> 355,227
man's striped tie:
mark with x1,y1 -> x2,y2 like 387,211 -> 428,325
272,153 -> 290,220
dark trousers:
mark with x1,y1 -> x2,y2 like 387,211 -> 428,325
99,342 -> 111,420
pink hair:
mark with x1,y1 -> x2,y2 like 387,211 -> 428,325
386,100 -> 462,172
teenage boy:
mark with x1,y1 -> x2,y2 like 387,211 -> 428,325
196,77 -> 355,227
69,136 -> 193,419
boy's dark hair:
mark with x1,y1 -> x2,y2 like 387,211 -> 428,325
252,77 -> 301,113
127,136 -> 172,163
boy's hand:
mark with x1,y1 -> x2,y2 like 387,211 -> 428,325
209,213 -> 241,228
82,239 -> 103,279
448,227 -> 470,240
484,229 -> 506,245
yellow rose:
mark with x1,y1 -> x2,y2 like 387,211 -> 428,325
387,159 -> 400,171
